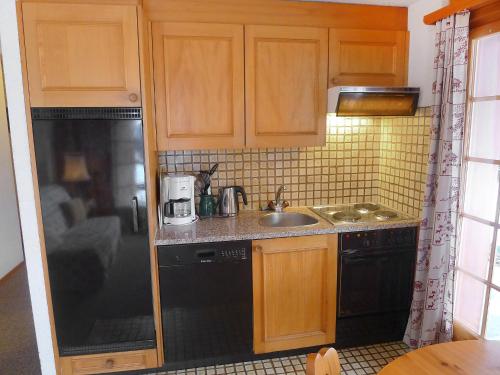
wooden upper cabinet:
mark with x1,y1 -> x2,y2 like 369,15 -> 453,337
22,3 -> 141,107
252,235 -> 337,354
245,25 -> 328,148
329,29 -> 408,87
152,22 -> 245,150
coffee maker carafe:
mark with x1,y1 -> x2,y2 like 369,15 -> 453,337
160,174 -> 196,225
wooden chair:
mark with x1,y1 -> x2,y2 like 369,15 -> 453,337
306,347 -> 341,375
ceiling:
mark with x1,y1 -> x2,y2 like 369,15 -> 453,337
302,0 -> 420,7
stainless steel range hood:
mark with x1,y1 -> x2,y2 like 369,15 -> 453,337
328,86 -> 420,116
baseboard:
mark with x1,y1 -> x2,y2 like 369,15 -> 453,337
0,261 -> 24,285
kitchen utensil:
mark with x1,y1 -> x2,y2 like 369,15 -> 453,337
194,174 -> 205,195
198,163 -> 219,195
209,163 -> 218,176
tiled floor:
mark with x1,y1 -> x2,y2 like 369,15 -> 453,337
153,341 -> 410,375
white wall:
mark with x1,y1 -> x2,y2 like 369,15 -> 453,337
408,0 -> 449,107
0,56 -> 24,279
0,1 -> 57,374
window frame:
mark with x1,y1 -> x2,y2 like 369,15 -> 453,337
455,30 -> 500,339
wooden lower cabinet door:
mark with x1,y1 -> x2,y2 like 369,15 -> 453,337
252,235 -> 337,354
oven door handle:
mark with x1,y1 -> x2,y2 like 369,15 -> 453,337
341,248 -> 415,257
342,249 -> 361,256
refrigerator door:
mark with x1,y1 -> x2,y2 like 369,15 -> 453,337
32,108 -> 155,356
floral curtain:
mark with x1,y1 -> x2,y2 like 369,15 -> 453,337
404,11 -> 470,349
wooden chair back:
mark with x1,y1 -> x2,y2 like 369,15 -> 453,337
306,347 -> 341,375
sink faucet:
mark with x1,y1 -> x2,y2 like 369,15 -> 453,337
268,185 -> 289,212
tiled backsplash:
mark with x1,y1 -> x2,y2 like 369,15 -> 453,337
158,108 -> 430,216
379,108 -> 431,217
159,116 -> 382,209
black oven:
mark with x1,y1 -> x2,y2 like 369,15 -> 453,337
336,228 -> 417,347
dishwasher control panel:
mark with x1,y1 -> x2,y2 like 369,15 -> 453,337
220,247 -> 247,259
158,240 -> 251,266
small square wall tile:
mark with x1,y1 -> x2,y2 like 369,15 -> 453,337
157,109 -> 431,214
157,114 -> 384,209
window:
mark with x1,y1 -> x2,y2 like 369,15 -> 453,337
455,31 -> 500,340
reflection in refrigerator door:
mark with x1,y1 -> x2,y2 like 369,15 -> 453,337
31,108 -> 155,356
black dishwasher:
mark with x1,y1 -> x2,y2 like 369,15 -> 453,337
158,241 -> 253,369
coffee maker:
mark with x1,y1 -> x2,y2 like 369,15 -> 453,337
160,173 -> 196,226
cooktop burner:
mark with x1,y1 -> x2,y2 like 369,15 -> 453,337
310,203 -> 404,225
332,211 -> 362,223
353,203 -> 380,213
374,210 -> 398,220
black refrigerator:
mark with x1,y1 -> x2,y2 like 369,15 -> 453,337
31,108 -> 155,356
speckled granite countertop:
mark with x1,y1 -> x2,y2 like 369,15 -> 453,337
155,207 -> 420,246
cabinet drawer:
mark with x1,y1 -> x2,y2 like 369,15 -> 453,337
60,349 -> 157,375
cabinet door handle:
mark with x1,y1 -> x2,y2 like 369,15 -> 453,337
105,359 -> 114,369
254,245 -> 263,253
129,93 -> 139,102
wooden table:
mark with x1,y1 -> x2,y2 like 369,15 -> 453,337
379,340 -> 500,374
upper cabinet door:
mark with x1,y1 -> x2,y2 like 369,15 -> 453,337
22,3 -> 141,107
329,29 -> 408,87
152,22 -> 245,151
245,25 -> 328,148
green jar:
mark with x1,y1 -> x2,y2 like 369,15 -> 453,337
199,194 -> 217,217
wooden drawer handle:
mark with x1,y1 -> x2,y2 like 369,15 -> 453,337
105,359 -> 115,369
129,93 -> 139,102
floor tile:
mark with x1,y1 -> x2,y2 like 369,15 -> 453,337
150,341 -> 410,374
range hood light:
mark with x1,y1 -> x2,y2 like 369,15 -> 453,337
328,86 -> 420,117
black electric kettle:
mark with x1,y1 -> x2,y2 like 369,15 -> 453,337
218,186 -> 247,216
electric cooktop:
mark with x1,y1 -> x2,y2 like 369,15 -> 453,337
310,203 -> 407,224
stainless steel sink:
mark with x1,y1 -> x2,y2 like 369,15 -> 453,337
259,212 -> 319,228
